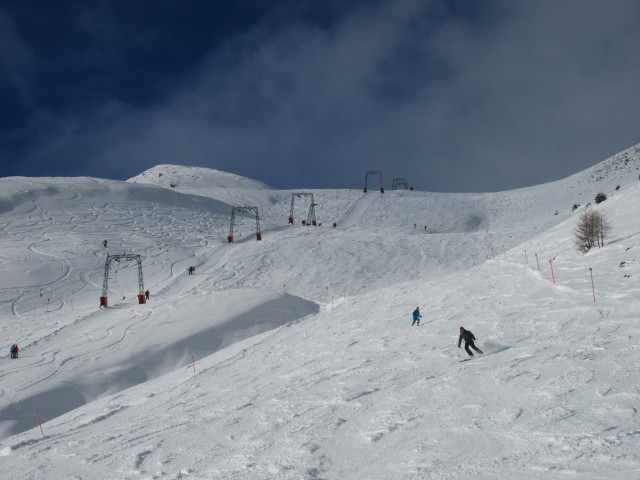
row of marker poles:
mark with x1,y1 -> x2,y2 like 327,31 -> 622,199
548,260 -> 596,302
493,248 -> 596,303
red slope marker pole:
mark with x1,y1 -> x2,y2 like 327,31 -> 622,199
549,259 -> 556,284
535,253 -> 540,271
192,356 -> 196,375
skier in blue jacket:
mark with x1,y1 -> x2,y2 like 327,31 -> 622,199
412,307 -> 422,326
458,327 -> 482,356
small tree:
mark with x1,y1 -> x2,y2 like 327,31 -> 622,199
594,192 -> 607,204
574,209 -> 611,253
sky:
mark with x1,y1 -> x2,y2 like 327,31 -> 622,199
0,156 -> 639,478
1,0 -> 640,192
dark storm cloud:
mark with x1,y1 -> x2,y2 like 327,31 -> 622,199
2,0 -> 640,192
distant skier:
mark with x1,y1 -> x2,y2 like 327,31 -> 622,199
412,307 -> 422,326
10,343 -> 18,359
458,327 -> 482,357
103,240 -> 108,248
188,266 -> 195,275
145,290 -> 150,300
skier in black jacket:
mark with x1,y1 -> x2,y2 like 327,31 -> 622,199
458,327 -> 483,357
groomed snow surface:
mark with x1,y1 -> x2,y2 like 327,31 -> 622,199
1,145 -> 639,479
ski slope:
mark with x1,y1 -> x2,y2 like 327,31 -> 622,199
0,143 -> 639,479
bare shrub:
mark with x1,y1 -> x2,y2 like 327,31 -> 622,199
574,209 -> 611,253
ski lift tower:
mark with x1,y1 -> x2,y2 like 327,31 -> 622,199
100,253 -> 145,307
364,170 -> 384,193
306,203 -> 319,226
392,178 -> 409,190
228,206 -> 262,243
288,192 -> 314,224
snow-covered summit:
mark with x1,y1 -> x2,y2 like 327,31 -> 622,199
127,164 -> 278,209
128,164 -> 272,193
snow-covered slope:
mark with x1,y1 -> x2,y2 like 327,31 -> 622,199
0,143 -> 639,479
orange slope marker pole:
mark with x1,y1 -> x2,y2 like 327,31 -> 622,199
36,410 -> 45,437
589,267 -> 596,303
